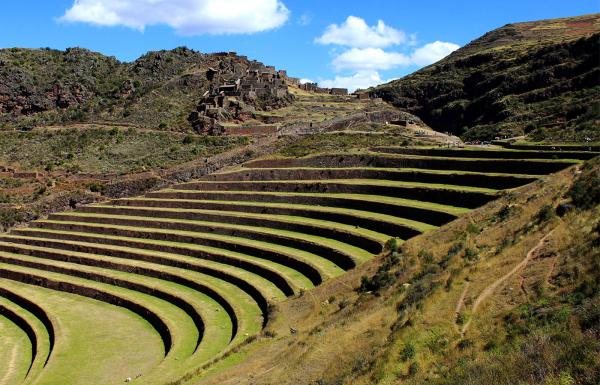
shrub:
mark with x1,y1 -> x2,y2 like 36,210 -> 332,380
385,238 -> 400,252
536,204 -> 555,223
338,299 -> 350,310
88,183 -> 105,193
466,222 -> 480,234
408,362 -> 420,376
447,241 -> 464,258
400,342 -> 416,361
463,248 -> 479,263
358,252 -> 400,293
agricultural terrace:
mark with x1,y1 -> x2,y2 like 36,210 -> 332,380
0,145 -> 594,384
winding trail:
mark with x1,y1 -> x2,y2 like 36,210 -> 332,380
461,228 -> 555,334
454,282 -> 470,334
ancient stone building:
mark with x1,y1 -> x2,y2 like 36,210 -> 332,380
330,88 -> 349,96
299,83 -> 349,96
189,59 -> 293,135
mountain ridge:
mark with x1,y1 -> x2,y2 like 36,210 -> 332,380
370,13 -> 600,142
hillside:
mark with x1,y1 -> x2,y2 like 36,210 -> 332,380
371,14 -> 600,142
0,47 -> 284,132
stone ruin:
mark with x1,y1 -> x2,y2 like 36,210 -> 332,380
298,83 -> 349,96
188,58 -> 293,135
0,165 -> 40,179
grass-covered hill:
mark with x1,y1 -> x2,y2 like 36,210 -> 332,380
0,47 -> 263,131
371,14 -> 600,142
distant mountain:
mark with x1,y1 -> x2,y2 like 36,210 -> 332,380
371,14 -> 600,141
0,47 -> 277,132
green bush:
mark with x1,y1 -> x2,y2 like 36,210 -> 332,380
536,204 -> 556,223
408,362 -> 420,376
400,343 -> 416,361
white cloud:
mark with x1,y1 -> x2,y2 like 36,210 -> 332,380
312,16 -> 460,94
332,48 -> 411,72
299,78 -> 314,84
60,0 -> 290,35
410,41 -> 460,66
316,16 -> 406,48
330,41 -> 459,73
320,71 -> 389,93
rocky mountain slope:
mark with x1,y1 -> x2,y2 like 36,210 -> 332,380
371,14 -> 600,142
0,47 -> 280,132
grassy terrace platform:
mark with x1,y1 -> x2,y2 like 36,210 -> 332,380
0,306 -> 32,385
371,146 -> 599,160
41,213 -> 371,267
201,167 -> 538,189
75,203 -> 389,253
0,288 -> 53,385
243,152 -> 580,174
0,147 -> 581,384
110,196 -> 445,237
4,229 -> 315,291
0,278 -> 165,385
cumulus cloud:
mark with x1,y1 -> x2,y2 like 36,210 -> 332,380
410,41 -> 460,66
60,0 -> 290,35
320,71 -> 392,93
316,16 -> 406,48
312,16 -> 460,94
331,43 -> 459,72
332,48 -> 411,72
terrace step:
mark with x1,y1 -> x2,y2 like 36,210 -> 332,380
0,250 -> 236,379
0,274 -> 167,385
6,228 -> 318,291
44,213 -> 371,269
0,308 -> 31,385
136,192 -> 450,233
77,203 -> 386,254
201,167 -> 537,190
0,240 -> 263,347
243,153 -> 578,175
0,289 -> 56,384
370,147 -> 599,160
0,262 -> 184,384
0,234 -> 286,307
170,180 -> 497,208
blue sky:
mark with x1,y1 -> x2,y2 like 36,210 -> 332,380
1,1 -> 598,91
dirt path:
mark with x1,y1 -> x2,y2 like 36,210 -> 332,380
454,282 -> 470,334
461,229 -> 555,334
